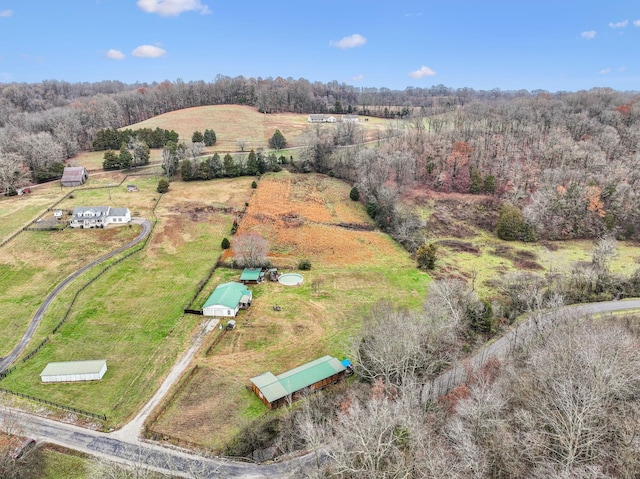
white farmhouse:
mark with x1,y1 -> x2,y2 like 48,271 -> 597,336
69,206 -> 131,228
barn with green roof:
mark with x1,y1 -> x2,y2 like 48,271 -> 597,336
202,282 -> 252,317
250,355 -> 347,408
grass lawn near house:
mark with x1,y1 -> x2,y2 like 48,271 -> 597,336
0,177 -> 254,428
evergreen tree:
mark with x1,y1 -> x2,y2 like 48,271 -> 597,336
157,178 -> 169,193
350,186 -> 360,201
203,129 -> 217,146
246,149 -> 258,175
416,242 -> 438,270
223,153 -> 236,177
192,131 -> 204,143
102,150 -> 120,170
268,129 -> 287,150
180,159 -> 193,181
118,143 -> 132,169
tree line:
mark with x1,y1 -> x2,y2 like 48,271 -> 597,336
2,76 -> 639,242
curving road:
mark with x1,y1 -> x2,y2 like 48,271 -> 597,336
420,298 -> 640,402
3,235 -> 640,478
0,218 -> 151,373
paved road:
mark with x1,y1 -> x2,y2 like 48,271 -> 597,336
420,299 -> 640,402
4,408 -> 305,478
0,219 -> 152,373
3,247 -> 639,478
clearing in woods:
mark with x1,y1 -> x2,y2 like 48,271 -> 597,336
73,105 -> 393,170
148,171 -> 431,451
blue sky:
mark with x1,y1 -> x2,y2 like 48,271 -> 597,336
0,0 -> 638,92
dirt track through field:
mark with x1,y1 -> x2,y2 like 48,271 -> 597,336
0,218 -> 152,373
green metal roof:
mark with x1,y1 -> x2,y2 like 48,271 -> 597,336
203,282 -> 251,309
250,372 -> 290,404
251,355 -> 346,403
40,360 -> 107,377
240,268 -> 262,281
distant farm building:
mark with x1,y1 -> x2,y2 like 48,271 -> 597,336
307,114 -> 336,123
60,167 -> 88,187
40,360 -> 107,383
239,268 -> 264,284
341,114 -> 359,123
202,282 -> 252,317
126,184 -> 138,192
69,206 -> 131,228
250,355 -> 347,409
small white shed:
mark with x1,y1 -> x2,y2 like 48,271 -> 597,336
40,360 -> 107,383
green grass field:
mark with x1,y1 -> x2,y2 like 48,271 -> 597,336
0,176 -> 254,427
148,173 -> 431,451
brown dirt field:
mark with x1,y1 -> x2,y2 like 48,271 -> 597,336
128,105 -> 305,153
225,172 -> 379,267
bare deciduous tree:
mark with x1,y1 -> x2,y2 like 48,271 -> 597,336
232,233 -> 269,268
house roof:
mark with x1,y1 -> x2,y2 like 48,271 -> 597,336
72,206 -> 110,217
110,207 -> 130,217
61,167 -> 87,182
240,268 -> 262,281
250,355 -> 346,403
203,282 -> 251,309
40,360 -> 107,377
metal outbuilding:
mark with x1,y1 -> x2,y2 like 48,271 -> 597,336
250,355 -> 347,408
40,360 -> 107,383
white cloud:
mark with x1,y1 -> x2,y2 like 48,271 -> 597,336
132,45 -> 167,58
106,49 -> 125,60
409,66 -> 436,79
0,10 -> 12,17
351,74 -> 364,82
137,0 -> 210,17
599,68 -> 611,74
329,34 -> 367,49
618,66 -> 627,72
634,20 -> 640,27
581,30 -> 596,39
608,20 -> 628,29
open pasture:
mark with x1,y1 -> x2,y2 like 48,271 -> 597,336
0,226 -> 140,357
125,105 -> 393,154
150,172 -> 430,450
0,177 -> 254,426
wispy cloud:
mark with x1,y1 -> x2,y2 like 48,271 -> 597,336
0,10 -> 12,17
329,34 -> 367,49
608,20 -> 628,29
409,66 -> 436,79
351,74 -> 364,82
581,30 -> 596,39
132,45 -> 167,58
634,19 -> 640,27
618,66 -> 627,72
404,12 -> 422,17
106,49 -> 125,60
137,0 -> 210,17
599,68 -> 611,74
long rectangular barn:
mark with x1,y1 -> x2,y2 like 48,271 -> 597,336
250,355 -> 347,408
40,360 -> 107,383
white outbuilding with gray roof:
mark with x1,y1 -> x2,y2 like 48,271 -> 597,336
40,360 -> 107,383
